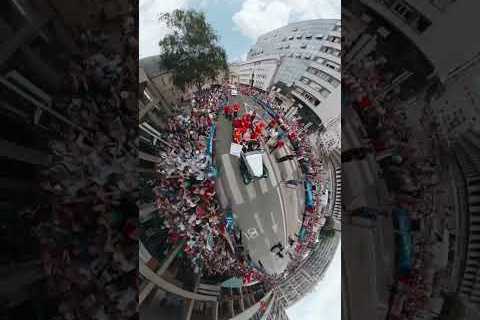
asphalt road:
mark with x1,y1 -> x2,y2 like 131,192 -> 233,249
214,94 -> 303,275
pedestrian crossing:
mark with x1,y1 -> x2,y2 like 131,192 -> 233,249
220,153 -> 245,205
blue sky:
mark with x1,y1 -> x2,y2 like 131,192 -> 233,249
139,0 -> 340,62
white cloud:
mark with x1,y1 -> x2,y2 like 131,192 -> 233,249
232,0 -> 340,40
139,0 -> 190,58
286,242 -> 341,320
232,0 -> 291,40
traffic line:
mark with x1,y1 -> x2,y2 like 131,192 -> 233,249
254,213 -> 265,234
270,211 -> 279,234
215,178 -> 229,209
264,237 -> 271,250
263,153 -> 278,187
221,154 -> 244,205
259,177 -> 269,194
245,180 -> 257,201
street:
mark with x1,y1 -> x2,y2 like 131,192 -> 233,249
214,94 -> 304,275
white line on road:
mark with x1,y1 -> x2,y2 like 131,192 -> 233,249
270,211 -> 278,233
265,150 -> 287,246
245,181 -> 257,201
264,237 -> 271,249
254,213 -> 265,234
259,177 -> 269,194
221,154 -> 244,205
215,178 -> 229,209
263,153 -> 278,187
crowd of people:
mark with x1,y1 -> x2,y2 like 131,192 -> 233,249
26,3 -> 139,320
144,86 -> 271,286
239,85 -> 331,261
343,49 -> 444,319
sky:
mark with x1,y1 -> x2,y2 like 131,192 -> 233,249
286,242 -> 341,320
139,0 -> 340,62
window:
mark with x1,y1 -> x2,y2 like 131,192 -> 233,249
305,35 -> 312,39
320,46 -> 341,57
301,77 -> 310,84
297,34 -> 303,39
327,35 -> 341,43
387,0 -> 432,33
315,34 -> 323,40
300,43 -> 307,49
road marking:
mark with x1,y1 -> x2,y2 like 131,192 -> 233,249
245,181 -> 257,201
254,213 -> 265,234
263,153 -> 278,187
259,178 -> 269,194
215,178 -> 229,209
270,211 -> 279,233
264,237 -> 271,249
244,228 -> 259,240
221,154 -> 244,205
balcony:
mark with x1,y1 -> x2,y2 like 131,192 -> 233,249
295,80 -> 328,103
310,61 -> 341,80
322,40 -> 341,51
315,51 -> 341,65
303,71 -> 338,92
329,30 -> 342,39
291,88 -> 319,111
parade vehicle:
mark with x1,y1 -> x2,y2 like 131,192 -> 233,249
239,149 -> 268,184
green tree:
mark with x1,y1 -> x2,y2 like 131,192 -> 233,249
159,9 -> 228,91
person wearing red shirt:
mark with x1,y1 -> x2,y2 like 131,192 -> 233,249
233,103 -> 240,117
269,139 -> 284,153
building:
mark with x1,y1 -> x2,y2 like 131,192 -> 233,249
248,19 -> 340,86
357,0 -> 480,82
234,55 -> 281,91
140,55 -> 193,106
450,129 -> 480,307
290,20 -> 341,129
228,63 -> 241,85
277,232 -> 340,307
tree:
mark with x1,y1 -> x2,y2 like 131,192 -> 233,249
159,9 -> 228,91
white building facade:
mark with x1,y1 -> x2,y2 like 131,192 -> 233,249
234,55 -> 281,91
358,0 -> 480,82
290,20 -> 341,123
248,19 -> 340,86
